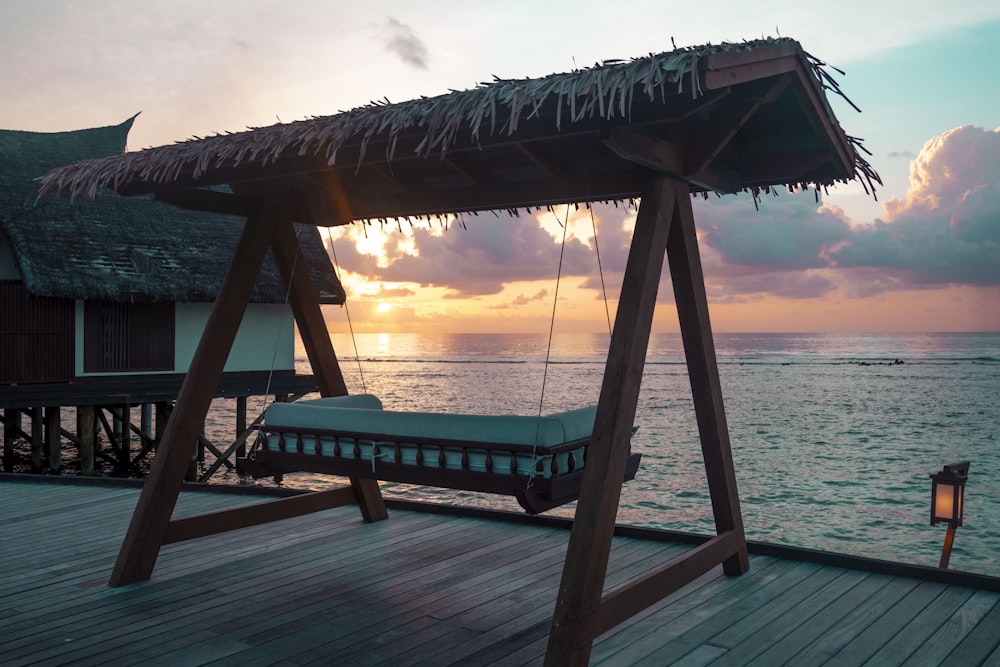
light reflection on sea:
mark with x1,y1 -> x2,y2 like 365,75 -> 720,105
206,332 -> 1000,577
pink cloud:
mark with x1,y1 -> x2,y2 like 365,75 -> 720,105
831,125 -> 1000,288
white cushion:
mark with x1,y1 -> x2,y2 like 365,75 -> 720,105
264,402 -> 595,447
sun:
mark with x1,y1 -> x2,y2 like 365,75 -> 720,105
376,302 -> 392,314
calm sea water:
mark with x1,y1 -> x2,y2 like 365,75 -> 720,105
212,332 -> 999,577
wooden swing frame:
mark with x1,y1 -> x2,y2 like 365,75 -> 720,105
37,38 -> 872,665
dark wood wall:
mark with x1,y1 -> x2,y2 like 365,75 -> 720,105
0,281 -> 74,383
83,301 -> 175,373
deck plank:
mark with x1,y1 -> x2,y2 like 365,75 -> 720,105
744,573 -> 897,666
863,585 -> 977,665
904,590 -> 1000,667
938,598 -> 1000,666
592,558 -> 819,665
2,479 -> 998,667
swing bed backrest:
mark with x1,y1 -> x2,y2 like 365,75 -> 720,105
245,394 -> 641,514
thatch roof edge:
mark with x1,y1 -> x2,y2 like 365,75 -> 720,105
35,38 -> 880,206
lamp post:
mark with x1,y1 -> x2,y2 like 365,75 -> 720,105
929,461 -> 970,569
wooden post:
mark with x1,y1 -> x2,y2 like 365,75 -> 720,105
44,407 -> 61,474
667,191 -> 750,576
118,404 -> 131,472
78,406 -> 96,476
235,396 -> 248,475
3,408 -> 19,472
154,402 -> 170,446
141,403 -> 152,441
30,407 -> 42,472
109,200 -> 283,587
546,176 -> 678,665
939,523 -> 957,569
270,216 -> 387,522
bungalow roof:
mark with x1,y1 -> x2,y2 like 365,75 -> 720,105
0,117 -> 344,303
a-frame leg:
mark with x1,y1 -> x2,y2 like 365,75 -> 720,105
667,191 -> 749,575
270,217 -> 388,523
546,175 -> 679,665
109,202 -> 282,587
545,176 -> 749,664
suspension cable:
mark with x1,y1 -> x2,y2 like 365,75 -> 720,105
536,205 -> 572,420
589,204 -> 614,337
327,228 -> 367,394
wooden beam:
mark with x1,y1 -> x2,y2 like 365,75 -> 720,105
604,127 -> 740,194
666,189 -> 750,576
155,168 -> 652,222
684,74 -> 793,176
702,51 -> 799,90
786,65 -> 857,179
198,412 -> 264,483
366,162 -> 420,192
516,142 -> 566,179
592,529 -> 745,637
737,152 -> 835,187
163,487 -> 358,544
270,215 -> 388,523
545,174 -> 679,666
155,189 -> 255,217
442,153 -> 489,187
108,200 -> 282,587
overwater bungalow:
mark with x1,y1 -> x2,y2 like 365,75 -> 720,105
0,118 -> 343,475
4,37 -> 997,665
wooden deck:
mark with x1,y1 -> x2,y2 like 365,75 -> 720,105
2,478 -> 998,666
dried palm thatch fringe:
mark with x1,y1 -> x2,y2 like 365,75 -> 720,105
35,37 -> 880,207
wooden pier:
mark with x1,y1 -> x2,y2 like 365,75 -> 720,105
1,371 -> 319,480
2,477 -> 998,666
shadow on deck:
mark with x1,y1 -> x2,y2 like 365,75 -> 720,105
2,477 -> 998,666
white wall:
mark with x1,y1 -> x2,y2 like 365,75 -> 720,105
75,301 -> 297,376
175,302 -> 296,373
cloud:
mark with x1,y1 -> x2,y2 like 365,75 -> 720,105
373,285 -> 416,298
673,192 -> 851,300
510,289 -> 549,306
830,125 -> 1000,288
332,126 -> 999,307
382,17 -> 428,69
888,150 -> 917,159
334,211 -> 598,296
697,194 -> 851,270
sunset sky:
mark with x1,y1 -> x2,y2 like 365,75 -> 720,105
2,1 -> 998,333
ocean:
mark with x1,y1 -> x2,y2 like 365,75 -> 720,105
214,331 -> 999,576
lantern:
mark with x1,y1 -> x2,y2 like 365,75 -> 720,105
929,461 -> 969,569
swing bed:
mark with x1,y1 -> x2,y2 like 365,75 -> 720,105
241,394 -> 641,514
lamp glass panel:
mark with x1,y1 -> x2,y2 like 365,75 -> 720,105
934,482 -> 956,521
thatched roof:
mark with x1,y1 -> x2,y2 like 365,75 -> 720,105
1,118 -> 344,304
35,38 -> 879,224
